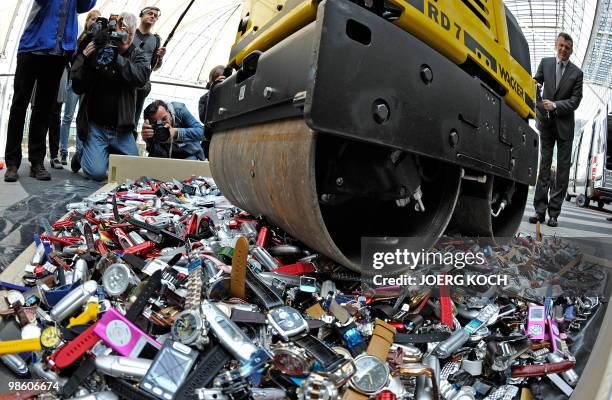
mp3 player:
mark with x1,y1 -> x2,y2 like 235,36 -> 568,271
94,308 -> 161,358
526,304 -> 546,340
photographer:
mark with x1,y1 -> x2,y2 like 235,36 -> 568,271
70,12 -> 151,181
141,100 -> 205,160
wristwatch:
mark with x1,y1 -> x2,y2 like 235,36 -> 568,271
298,373 -> 339,400
40,325 -> 63,350
171,268 -> 209,349
48,323 -> 100,369
267,306 -> 345,374
270,341 -> 314,376
343,319 -> 396,399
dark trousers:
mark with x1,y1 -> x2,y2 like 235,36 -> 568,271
4,53 -> 66,167
134,85 -> 152,130
533,127 -> 573,218
48,102 -> 62,159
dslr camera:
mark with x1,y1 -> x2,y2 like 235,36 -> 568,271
152,121 -> 171,142
86,15 -> 129,66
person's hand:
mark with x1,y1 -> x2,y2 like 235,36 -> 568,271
166,127 -> 178,143
141,119 -> 154,140
83,42 -> 96,57
543,100 -> 556,111
156,47 -> 166,59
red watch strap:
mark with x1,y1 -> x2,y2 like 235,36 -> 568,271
272,262 -> 316,275
49,323 -> 100,369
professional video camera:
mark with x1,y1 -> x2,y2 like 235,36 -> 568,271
152,120 -> 171,142
85,15 -> 129,66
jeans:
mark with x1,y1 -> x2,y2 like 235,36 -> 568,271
81,122 -> 139,181
4,53 -> 66,167
59,79 -> 81,158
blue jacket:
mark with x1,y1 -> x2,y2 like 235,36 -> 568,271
18,0 -> 97,54
146,102 -> 205,160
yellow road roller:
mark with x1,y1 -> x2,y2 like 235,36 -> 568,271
205,0 -> 539,274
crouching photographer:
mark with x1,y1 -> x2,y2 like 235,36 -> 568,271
71,12 -> 151,181
141,100 -> 205,160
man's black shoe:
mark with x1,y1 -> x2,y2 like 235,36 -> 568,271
4,166 -> 18,182
70,154 -> 81,173
30,164 -> 51,181
547,217 -> 558,227
60,154 -> 68,165
528,214 -> 545,224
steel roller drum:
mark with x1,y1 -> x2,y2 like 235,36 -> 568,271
209,118 -> 463,274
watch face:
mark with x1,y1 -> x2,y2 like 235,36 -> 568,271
271,344 -> 313,376
41,326 -> 62,348
351,355 -> 389,394
268,306 -> 308,339
103,264 -> 131,297
106,319 -> 132,346
171,311 -> 202,344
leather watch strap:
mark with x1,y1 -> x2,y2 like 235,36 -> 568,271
231,309 -> 267,324
395,331 -> 451,344
367,319 -> 396,362
49,323 -> 99,369
294,335 -> 344,371
230,236 -> 248,299
342,389 -> 368,400
246,267 -> 283,310
126,269 -> 162,322
305,303 -> 326,319
175,344 -> 231,400
107,377 -> 158,400
511,360 -> 575,377
61,355 -> 96,397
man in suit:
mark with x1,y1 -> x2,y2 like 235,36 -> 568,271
529,33 -> 583,227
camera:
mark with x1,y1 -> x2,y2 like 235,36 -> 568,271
86,15 -> 129,66
152,121 -> 171,142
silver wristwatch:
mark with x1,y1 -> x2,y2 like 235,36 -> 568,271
171,268 -> 209,349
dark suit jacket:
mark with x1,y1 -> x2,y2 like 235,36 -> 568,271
534,57 -> 583,141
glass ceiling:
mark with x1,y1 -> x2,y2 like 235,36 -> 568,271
504,0 -> 598,74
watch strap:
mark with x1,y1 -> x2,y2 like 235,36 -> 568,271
341,388 -> 368,400
107,377 -> 158,400
49,323 -> 99,369
61,355 -> 96,397
230,236 -> 248,299
231,309 -> 267,324
126,269 -> 162,322
0,338 -> 41,354
511,360 -> 575,377
246,267 -> 283,310
294,335 -> 344,371
367,319 -> 396,362
272,262 -> 316,275
306,303 -> 326,319
394,331 -> 452,344
175,344 -> 231,400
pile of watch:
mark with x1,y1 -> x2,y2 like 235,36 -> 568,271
0,176 -> 602,400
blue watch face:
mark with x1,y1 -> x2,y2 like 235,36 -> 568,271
352,355 -> 388,393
